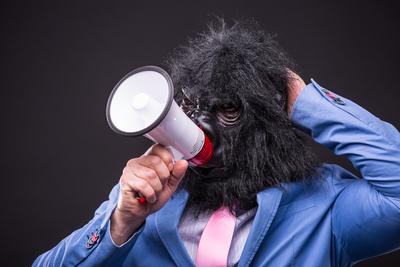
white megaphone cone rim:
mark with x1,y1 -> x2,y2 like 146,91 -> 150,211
105,65 -> 213,166
106,65 -> 174,137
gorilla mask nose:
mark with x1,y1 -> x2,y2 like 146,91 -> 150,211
192,111 -> 225,171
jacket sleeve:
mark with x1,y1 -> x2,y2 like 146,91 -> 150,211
32,184 -> 143,266
291,79 -> 400,263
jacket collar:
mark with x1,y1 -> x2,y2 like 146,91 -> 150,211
237,187 -> 283,267
155,189 -> 194,266
155,187 -> 283,267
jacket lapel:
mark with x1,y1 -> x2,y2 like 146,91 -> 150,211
237,187 -> 283,267
155,187 -> 283,267
155,189 -> 195,267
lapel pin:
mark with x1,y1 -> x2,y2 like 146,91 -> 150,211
321,88 -> 345,105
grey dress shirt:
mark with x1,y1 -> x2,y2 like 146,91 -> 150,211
178,205 -> 257,266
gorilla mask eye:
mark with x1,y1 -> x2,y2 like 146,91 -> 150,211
217,102 -> 241,127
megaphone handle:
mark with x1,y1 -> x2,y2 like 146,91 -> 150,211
134,192 -> 146,204
135,146 -> 184,205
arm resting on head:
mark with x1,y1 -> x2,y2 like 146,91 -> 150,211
291,79 -> 400,264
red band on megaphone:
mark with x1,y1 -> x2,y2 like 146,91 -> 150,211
189,134 -> 213,166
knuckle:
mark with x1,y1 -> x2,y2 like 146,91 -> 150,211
149,155 -> 162,165
158,147 -> 172,161
147,144 -> 169,157
160,167 -> 171,179
164,153 -> 173,164
135,179 -> 148,191
161,173 -> 171,182
155,146 -> 172,161
144,169 -> 158,180
121,168 -> 134,181
126,158 -> 138,167
122,166 -> 131,175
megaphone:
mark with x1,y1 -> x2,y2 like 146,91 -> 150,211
106,65 -> 213,167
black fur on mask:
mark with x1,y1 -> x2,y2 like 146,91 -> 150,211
166,18 -> 319,215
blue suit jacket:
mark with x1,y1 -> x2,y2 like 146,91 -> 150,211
33,80 -> 400,267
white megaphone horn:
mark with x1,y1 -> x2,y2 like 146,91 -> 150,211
106,65 -> 213,168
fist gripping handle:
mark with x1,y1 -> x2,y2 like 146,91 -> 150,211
134,134 -> 213,204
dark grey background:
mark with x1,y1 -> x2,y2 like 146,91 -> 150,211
1,0 -> 399,266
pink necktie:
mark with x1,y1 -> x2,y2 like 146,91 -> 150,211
195,207 -> 236,267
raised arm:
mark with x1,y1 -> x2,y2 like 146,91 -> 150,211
290,77 -> 400,264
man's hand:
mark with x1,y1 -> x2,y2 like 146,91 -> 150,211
110,144 -> 188,245
287,70 -> 306,118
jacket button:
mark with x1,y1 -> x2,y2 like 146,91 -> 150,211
86,228 -> 101,249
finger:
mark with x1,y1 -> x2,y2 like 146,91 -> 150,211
136,155 -> 171,185
157,160 -> 188,204
121,174 -> 157,203
167,160 -> 188,192
145,144 -> 174,172
124,166 -> 163,194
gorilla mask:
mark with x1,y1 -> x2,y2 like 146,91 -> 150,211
167,19 -> 319,215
